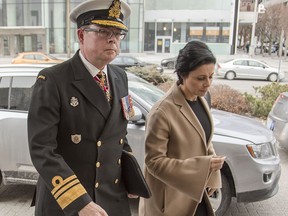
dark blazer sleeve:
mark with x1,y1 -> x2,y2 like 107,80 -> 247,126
28,71 -> 92,215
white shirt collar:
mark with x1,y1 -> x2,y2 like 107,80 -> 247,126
79,51 -> 108,78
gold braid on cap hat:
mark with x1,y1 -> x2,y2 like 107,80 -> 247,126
108,0 -> 121,19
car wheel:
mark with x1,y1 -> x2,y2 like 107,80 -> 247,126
209,173 -> 232,216
225,71 -> 235,80
167,62 -> 174,69
268,73 -> 278,82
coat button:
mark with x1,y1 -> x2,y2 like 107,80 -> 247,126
119,139 -> 123,145
96,162 -> 101,168
97,141 -> 102,147
114,179 -> 119,184
95,182 -> 99,188
117,159 -> 121,165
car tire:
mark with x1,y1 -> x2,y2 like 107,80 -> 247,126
0,171 -> 2,186
167,62 -> 174,69
268,73 -> 278,82
212,173 -> 232,216
225,71 -> 235,80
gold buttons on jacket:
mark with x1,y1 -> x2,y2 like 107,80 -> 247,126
119,139 -> 123,145
114,179 -> 119,184
97,141 -> 102,147
96,162 -> 101,168
117,159 -> 121,165
95,182 -> 99,188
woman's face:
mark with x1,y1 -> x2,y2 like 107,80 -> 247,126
180,63 -> 215,100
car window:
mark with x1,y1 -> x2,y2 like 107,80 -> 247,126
111,56 -> 122,64
127,73 -> 164,106
10,76 -> 36,111
23,54 -> 34,60
35,54 -> 47,60
234,60 -> 247,66
249,60 -> 262,68
123,57 -> 136,64
0,77 -> 11,109
272,93 -> 288,121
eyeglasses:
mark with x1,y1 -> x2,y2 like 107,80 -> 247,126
83,27 -> 127,40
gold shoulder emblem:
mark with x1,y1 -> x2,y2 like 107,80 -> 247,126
37,75 -> 46,80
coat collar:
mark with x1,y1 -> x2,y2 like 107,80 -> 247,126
171,83 -> 213,146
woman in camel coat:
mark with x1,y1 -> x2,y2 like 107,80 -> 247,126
139,41 -> 225,216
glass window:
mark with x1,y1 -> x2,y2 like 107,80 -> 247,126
249,61 -> 262,67
23,54 -> 34,60
172,23 -> 182,43
144,23 -> 155,52
0,77 -> 11,109
157,22 -> 172,36
273,93 -> 288,121
234,60 -> 247,66
123,57 -> 137,64
35,54 -> 46,60
187,23 -> 204,41
10,76 -> 36,111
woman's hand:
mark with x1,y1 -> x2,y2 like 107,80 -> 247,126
128,194 -> 139,199
210,155 -> 226,172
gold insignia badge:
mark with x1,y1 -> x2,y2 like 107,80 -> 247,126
37,75 -> 46,80
70,97 -> 79,107
71,134 -> 81,144
108,0 -> 121,19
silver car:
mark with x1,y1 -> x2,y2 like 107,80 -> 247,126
0,64 -> 281,215
266,92 -> 288,150
216,58 -> 285,82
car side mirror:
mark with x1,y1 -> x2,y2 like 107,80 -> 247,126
129,106 -> 145,125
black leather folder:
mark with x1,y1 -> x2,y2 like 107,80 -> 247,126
121,150 -> 152,198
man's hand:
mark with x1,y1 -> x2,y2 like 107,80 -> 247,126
78,202 -> 108,216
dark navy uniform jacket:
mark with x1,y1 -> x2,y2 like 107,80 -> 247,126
28,51 -> 132,216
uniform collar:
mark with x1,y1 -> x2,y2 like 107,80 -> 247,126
79,51 -> 108,77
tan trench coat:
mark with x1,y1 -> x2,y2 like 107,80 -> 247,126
139,84 -> 221,216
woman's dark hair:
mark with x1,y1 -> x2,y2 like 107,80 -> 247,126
175,40 -> 216,85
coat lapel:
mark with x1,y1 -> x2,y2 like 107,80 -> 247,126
99,65 -> 126,137
70,52 -> 111,119
171,84 -> 208,147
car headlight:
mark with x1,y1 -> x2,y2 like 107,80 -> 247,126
246,143 -> 274,159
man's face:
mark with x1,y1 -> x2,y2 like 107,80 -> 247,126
78,25 -> 125,68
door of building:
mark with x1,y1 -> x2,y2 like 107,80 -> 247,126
156,37 -> 171,53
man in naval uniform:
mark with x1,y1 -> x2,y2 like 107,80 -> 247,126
28,0 -> 136,215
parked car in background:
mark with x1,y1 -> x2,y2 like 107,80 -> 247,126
160,56 -> 177,69
266,92 -> 288,150
216,58 -> 285,82
111,55 -> 163,73
0,64 -> 280,215
11,52 -> 64,64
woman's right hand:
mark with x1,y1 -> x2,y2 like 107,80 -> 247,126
78,201 -> 108,216
210,155 -> 226,172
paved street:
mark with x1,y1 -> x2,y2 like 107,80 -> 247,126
0,145 -> 287,216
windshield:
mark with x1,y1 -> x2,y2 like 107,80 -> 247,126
272,92 -> 288,121
127,73 -> 165,106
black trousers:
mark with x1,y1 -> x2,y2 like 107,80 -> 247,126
195,199 -> 207,216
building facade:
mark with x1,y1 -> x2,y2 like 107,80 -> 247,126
0,0 -> 239,56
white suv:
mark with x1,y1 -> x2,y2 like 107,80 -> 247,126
0,64 -> 281,215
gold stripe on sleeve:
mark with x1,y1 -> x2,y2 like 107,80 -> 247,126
56,183 -> 87,210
